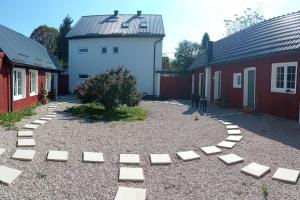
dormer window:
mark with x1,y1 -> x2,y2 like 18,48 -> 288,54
122,22 -> 129,28
140,22 -> 147,28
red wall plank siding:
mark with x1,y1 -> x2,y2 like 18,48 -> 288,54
0,55 -> 10,113
160,75 -> 191,99
12,68 -> 47,112
210,54 -> 300,119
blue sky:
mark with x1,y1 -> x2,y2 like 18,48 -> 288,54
1,0 -> 300,58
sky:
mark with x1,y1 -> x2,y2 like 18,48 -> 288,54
1,0 -> 300,58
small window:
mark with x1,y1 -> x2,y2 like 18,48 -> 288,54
102,47 -> 107,54
271,62 -> 297,94
113,47 -> 119,54
140,22 -> 147,28
29,69 -> 38,96
45,72 -> 52,92
78,48 -> 88,54
78,74 -> 89,79
233,73 -> 242,88
122,22 -> 129,28
13,68 -> 26,101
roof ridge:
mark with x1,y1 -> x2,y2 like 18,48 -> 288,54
215,10 -> 300,43
82,14 -> 162,17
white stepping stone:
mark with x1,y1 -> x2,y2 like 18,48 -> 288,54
47,150 -> 68,162
22,124 -> 39,130
272,167 -> 300,184
177,150 -> 200,161
219,120 -> 232,125
0,148 -> 5,156
241,162 -> 271,178
45,114 -> 55,118
18,130 -> 33,137
227,129 -> 241,135
200,146 -> 222,155
12,149 -> 36,161
48,112 -> 56,115
150,154 -> 172,165
119,154 -> 140,165
226,125 -> 239,129
114,186 -> 146,200
226,135 -> 243,142
40,117 -> 52,121
83,152 -> 104,163
217,141 -> 236,149
17,139 -> 35,147
32,120 -> 47,125
0,166 -> 22,185
48,106 -> 56,108
119,167 -> 144,182
218,153 -> 244,165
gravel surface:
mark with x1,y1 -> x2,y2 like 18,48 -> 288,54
0,99 -> 299,199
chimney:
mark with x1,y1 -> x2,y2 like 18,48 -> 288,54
137,10 -> 142,16
114,10 -> 119,17
205,41 -> 213,65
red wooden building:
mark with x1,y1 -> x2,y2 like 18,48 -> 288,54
0,24 -> 61,112
189,11 -> 300,121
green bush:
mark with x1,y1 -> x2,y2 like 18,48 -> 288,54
74,67 -> 142,111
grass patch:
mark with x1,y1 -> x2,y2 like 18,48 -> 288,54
66,102 -> 148,122
0,105 -> 37,130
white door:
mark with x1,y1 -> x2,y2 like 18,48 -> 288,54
198,73 -> 204,98
214,71 -> 221,100
243,67 -> 256,108
191,74 -> 195,95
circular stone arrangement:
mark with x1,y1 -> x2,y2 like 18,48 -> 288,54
0,100 -> 299,200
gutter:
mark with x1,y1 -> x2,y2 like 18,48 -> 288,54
153,38 -> 163,96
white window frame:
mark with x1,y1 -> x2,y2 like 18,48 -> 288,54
13,68 -> 26,101
45,72 -> 52,92
271,62 -> 297,94
191,74 -> 195,95
29,69 -> 38,96
233,73 -> 242,88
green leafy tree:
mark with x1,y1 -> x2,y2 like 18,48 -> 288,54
74,67 -> 142,111
30,25 -> 59,56
57,15 -> 73,66
201,32 -> 210,50
224,8 -> 264,36
173,40 -> 201,69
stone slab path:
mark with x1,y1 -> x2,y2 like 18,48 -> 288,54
0,166 -> 22,185
83,152 -> 104,163
218,153 -> 244,165
17,139 -> 35,147
200,146 -> 222,155
226,125 -> 239,129
241,162 -> 271,178
22,124 -> 39,130
150,154 -> 172,165
12,149 -> 36,161
18,131 -> 33,137
32,120 -> 47,125
119,167 -> 145,182
226,135 -> 243,142
177,150 -> 200,161
114,186 -> 146,200
119,154 -> 140,165
47,151 -> 68,162
217,141 -> 236,149
227,129 -> 241,135
272,167 -> 300,184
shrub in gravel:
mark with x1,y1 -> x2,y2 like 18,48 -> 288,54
74,67 -> 142,111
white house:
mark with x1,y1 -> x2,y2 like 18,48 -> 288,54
66,10 -> 165,96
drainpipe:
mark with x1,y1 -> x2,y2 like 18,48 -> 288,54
153,38 -> 163,96
9,63 -> 14,112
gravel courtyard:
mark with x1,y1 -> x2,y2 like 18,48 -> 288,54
0,99 -> 299,199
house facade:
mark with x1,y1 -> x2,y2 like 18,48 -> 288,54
66,10 -> 165,96
0,24 -> 61,112
189,11 -> 300,121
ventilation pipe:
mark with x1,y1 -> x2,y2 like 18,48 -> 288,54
137,10 -> 142,16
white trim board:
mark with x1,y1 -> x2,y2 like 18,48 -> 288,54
243,67 -> 256,107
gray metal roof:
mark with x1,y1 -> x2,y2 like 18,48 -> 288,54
66,14 -> 165,39
0,24 -> 59,71
189,50 -> 206,69
189,11 -> 300,69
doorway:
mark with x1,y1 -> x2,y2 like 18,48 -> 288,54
198,73 -> 205,98
243,67 -> 256,108
214,71 -> 221,100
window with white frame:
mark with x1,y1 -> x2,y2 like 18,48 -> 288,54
233,73 -> 242,88
29,69 -> 38,96
271,62 -> 297,94
78,48 -> 88,54
45,72 -> 52,92
13,68 -> 26,100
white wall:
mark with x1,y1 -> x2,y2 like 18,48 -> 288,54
68,37 -> 163,96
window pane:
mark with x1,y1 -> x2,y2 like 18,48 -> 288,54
275,67 -> 284,88
113,47 -> 119,53
287,66 -> 296,89
17,72 -> 22,95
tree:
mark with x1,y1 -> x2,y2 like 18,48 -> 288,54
173,40 -> 201,69
57,15 -> 73,66
74,67 -> 142,111
201,32 -> 210,50
224,8 -> 264,36
30,25 -> 59,56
